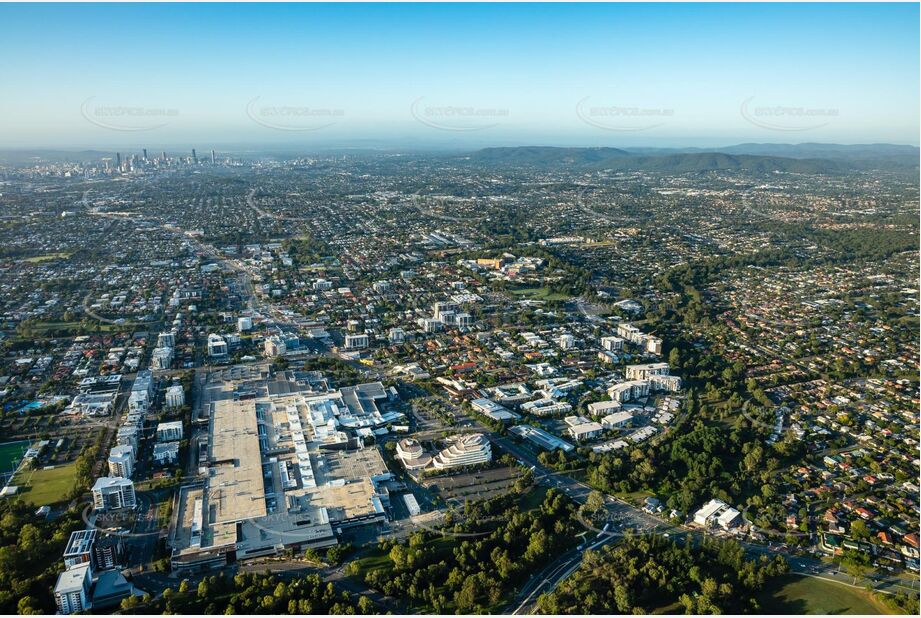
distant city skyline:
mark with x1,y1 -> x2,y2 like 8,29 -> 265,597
0,2 -> 918,148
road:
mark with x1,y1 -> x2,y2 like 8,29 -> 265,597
500,434 -> 918,613
419,401 -> 920,613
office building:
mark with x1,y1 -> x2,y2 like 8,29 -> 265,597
395,438 -> 432,471
343,333 -> 369,350
509,425 -> 574,452
431,433 -> 491,470
693,498 -> 741,529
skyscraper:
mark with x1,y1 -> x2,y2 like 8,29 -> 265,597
115,152 -> 121,170
142,148 -> 148,162
211,149 -> 216,164
192,148 -> 197,164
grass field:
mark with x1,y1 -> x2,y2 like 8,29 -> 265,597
508,286 -> 570,301
22,252 -> 71,263
10,462 -> 77,506
758,574 -> 893,614
0,440 -> 31,475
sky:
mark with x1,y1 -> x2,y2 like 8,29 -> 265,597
0,2 -> 918,150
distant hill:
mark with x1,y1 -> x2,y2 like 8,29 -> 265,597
623,142 -> 919,175
462,146 -> 851,174
469,146 -> 630,167
612,152 -> 850,174
713,142 -> 919,160
624,142 -> 918,159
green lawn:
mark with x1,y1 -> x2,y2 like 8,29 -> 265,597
508,286 -> 570,301
349,546 -> 393,578
22,252 -> 71,263
10,462 -> 78,506
758,574 -> 893,615
0,440 -> 31,474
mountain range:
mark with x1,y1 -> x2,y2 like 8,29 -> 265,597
462,143 -> 919,175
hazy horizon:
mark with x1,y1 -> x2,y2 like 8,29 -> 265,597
1,2 -> 918,149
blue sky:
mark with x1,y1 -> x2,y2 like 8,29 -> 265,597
0,2 -> 917,149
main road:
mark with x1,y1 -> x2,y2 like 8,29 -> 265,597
494,429 -> 918,613
423,399 -> 920,613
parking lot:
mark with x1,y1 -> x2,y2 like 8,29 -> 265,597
421,465 -> 523,505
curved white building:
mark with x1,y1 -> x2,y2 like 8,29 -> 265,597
432,433 -> 491,470
396,438 -> 432,470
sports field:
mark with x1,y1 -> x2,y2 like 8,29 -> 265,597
0,440 -> 31,479
9,462 -> 77,506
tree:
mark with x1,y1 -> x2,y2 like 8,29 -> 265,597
840,550 -> 872,585
850,520 -> 870,541
17,596 -> 42,615
584,490 -> 606,515
357,596 -> 375,614
668,348 -> 681,368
